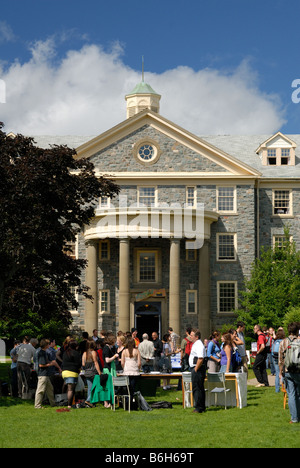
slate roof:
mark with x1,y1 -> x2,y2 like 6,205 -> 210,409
29,133 -> 300,179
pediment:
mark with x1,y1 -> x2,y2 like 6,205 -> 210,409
256,132 -> 297,153
75,109 -> 261,177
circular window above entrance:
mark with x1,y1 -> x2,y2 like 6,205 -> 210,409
133,139 -> 161,165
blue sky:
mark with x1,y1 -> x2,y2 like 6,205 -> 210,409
0,0 -> 299,136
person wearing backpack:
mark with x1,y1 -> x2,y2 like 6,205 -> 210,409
279,322 -> 300,424
272,329 -> 285,393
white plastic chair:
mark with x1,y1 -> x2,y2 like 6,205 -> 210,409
112,376 -> 131,412
207,372 -> 231,409
182,373 -> 193,408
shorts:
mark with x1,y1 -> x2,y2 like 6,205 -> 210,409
63,377 -> 78,384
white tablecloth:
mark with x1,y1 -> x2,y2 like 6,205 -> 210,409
205,372 -> 248,408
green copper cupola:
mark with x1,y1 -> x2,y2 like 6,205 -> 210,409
125,60 -> 161,118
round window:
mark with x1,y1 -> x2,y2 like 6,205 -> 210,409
134,140 -> 161,165
138,144 -> 155,161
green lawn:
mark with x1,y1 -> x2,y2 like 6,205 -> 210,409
0,364 -> 299,448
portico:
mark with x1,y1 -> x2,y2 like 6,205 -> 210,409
83,207 -> 218,337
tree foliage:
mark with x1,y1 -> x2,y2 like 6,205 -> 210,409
236,229 -> 300,330
0,123 -> 119,338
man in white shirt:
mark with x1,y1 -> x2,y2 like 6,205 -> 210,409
189,329 -> 207,413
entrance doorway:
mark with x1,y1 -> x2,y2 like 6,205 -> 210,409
134,302 -> 161,342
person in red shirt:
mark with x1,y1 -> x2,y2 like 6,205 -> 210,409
253,324 -> 270,387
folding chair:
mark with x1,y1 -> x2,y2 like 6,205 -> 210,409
112,376 -> 131,412
182,373 -> 193,408
207,372 -> 231,409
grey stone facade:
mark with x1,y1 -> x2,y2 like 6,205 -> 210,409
32,113 -> 300,340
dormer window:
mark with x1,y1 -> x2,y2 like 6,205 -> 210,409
281,149 -> 290,165
267,149 -> 277,165
256,132 -> 296,167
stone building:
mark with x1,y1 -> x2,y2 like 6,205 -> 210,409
32,81 -> 300,341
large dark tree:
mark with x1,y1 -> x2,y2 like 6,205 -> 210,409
0,123 -> 119,339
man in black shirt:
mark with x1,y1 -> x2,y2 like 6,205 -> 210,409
152,332 -> 163,371
34,339 -> 61,409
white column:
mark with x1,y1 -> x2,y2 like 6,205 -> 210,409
85,241 -> 98,335
169,238 -> 181,335
119,239 -> 130,332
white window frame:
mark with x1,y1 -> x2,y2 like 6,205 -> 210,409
186,186 -> 196,207
138,186 -> 157,208
99,289 -> 110,315
217,186 -> 237,213
99,196 -> 111,208
272,189 -> 293,217
216,233 -> 237,262
186,290 -> 197,315
217,281 -> 238,314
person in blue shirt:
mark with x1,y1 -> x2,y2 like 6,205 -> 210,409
207,331 -> 221,373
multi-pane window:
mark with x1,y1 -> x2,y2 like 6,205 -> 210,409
281,149 -> 290,165
217,233 -> 236,261
186,290 -> 197,315
100,196 -> 110,208
186,245 -> 197,261
99,240 -> 110,261
138,187 -> 156,207
139,251 -> 157,282
273,190 -> 291,215
218,282 -> 237,313
267,149 -> 277,165
217,187 -> 235,212
273,235 -> 292,249
99,290 -> 110,314
186,186 -> 196,207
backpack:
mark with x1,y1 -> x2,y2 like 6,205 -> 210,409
284,338 -> 300,373
231,348 -> 242,371
264,335 -> 272,354
150,401 -> 173,409
271,339 -> 282,360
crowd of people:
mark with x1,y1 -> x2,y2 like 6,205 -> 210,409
8,320 -> 300,423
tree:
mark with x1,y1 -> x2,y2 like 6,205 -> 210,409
0,123 -> 119,339
236,229 -> 300,330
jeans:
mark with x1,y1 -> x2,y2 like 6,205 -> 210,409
284,372 -> 300,423
85,376 -> 94,402
191,366 -> 206,412
273,360 -> 281,393
266,353 -> 276,374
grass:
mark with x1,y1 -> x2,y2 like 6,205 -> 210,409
0,364 -> 299,448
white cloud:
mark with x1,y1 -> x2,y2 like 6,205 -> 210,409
0,21 -> 16,44
0,39 -> 286,136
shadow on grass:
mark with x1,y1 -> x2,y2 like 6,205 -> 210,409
0,396 -> 32,407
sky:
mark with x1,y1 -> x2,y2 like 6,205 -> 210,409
0,0 -> 300,137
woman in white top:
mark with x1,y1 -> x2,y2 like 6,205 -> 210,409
121,338 -> 141,401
